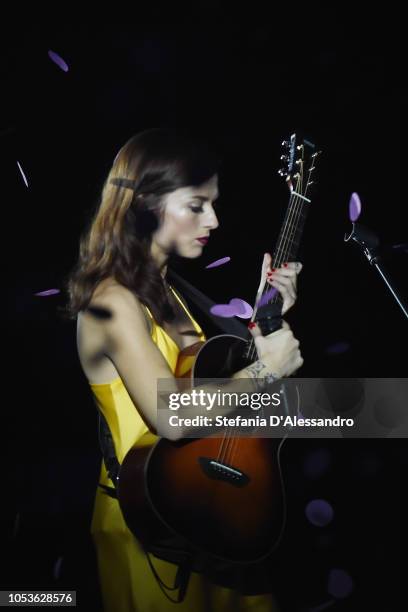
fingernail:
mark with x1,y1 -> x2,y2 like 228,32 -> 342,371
283,263 -> 288,267
248,322 -> 256,329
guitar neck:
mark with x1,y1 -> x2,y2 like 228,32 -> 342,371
272,190 -> 311,266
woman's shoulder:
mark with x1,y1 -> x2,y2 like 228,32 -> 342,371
89,277 -> 141,312
88,277 -> 152,333
91,276 -> 131,301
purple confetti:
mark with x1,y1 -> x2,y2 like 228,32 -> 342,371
258,287 -> 278,308
210,298 -> 253,319
48,50 -> 69,72
53,556 -> 64,581
325,341 -> 350,355
205,256 -> 231,269
392,243 -> 408,253
348,192 -> 362,222
34,289 -> 61,297
229,298 -> 253,318
210,304 -> 237,317
305,499 -> 334,527
16,161 -> 29,187
327,568 -> 353,599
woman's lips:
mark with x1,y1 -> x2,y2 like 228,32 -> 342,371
196,237 -> 209,245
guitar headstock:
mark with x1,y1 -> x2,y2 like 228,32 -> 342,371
279,134 -> 321,200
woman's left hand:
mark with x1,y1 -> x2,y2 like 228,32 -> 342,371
264,253 -> 303,315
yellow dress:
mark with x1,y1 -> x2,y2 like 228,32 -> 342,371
89,287 -> 280,611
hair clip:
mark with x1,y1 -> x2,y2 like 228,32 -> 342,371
110,177 -> 138,190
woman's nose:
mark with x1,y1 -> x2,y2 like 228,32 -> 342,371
204,207 -> 219,230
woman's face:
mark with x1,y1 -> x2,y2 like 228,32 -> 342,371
151,174 -> 219,261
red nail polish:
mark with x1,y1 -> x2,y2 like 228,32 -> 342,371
248,322 -> 256,329
283,263 -> 288,267
271,268 -> 276,272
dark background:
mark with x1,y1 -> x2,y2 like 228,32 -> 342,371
1,10 -> 407,611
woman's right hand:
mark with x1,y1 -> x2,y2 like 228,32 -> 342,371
248,320 -> 303,378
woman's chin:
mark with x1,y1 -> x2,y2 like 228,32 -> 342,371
178,244 -> 204,259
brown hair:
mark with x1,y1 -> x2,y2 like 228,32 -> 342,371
61,127 -> 221,325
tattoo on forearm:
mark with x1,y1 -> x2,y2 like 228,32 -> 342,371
246,361 -> 279,391
246,361 -> 266,378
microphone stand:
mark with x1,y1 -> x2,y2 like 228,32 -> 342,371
344,222 -> 408,320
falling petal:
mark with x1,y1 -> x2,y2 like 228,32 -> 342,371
16,161 -> 28,187
34,289 -> 60,297
258,287 -> 278,308
205,257 -> 231,269
48,50 -> 69,72
325,341 -> 350,355
229,298 -> 253,319
53,556 -> 64,580
327,568 -> 353,599
305,499 -> 334,527
392,243 -> 408,253
348,192 -> 361,222
210,304 -> 237,317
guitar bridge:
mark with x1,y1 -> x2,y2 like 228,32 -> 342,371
198,457 -> 249,487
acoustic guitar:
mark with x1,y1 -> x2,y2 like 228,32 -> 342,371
117,134 -> 321,573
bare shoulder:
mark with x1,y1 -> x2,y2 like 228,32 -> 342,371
87,277 -> 150,334
77,277 -> 150,364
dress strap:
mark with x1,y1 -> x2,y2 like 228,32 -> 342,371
141,303 -> 154,335
168,285 -> 204,336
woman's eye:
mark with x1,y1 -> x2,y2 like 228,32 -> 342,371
189,199 -> 219,213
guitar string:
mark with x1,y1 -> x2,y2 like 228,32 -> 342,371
247,186 -> 304,363
227,157 -> 310,465
225,183 -> 305,465
219,148 -> 316,466
248,147 -> 306,359
229,191 -> 303,465
247,144 -> 311,364
229,156 -> 316,466
229,192 -> 303,464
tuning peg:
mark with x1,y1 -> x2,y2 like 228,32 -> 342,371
307,180 -> 314,186
296,145 -> 304,151
280,155 -> 288,161
282,140 -> 289,147
311,151 -> 322,158
278,169 -> 288,176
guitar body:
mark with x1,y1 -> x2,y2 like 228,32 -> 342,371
118,335 -> 287,569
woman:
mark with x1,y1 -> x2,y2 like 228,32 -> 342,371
64,127 -> 303,611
